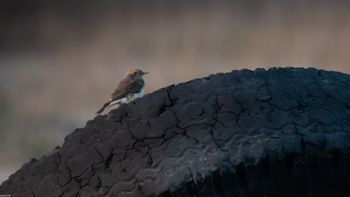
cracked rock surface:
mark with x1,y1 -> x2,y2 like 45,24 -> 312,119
1,67 -> 350,197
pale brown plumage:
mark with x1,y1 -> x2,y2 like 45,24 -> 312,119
96,69 -> 148,114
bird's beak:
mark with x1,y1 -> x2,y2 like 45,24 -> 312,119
143,71 -> 149,75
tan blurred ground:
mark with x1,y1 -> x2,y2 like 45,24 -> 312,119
1,0 -> 350,183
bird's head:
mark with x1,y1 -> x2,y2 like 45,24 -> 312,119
125,68 -> 148,79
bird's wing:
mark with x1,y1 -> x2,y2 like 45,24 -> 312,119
109,78 -> 144,101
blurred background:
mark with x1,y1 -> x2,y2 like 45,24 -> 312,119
1,0 -> 350,183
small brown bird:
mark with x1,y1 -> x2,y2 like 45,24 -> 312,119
96,68 -> 148,114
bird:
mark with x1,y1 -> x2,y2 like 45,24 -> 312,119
96,68 -> 148,114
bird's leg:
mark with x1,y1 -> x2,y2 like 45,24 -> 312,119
127,94 -> 134,103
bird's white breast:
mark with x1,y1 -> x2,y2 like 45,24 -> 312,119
132,86 -> 145,100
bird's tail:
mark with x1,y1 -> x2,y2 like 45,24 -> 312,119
96,101 -> 111,114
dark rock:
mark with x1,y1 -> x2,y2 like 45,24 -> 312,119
1,67 -> 350,197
